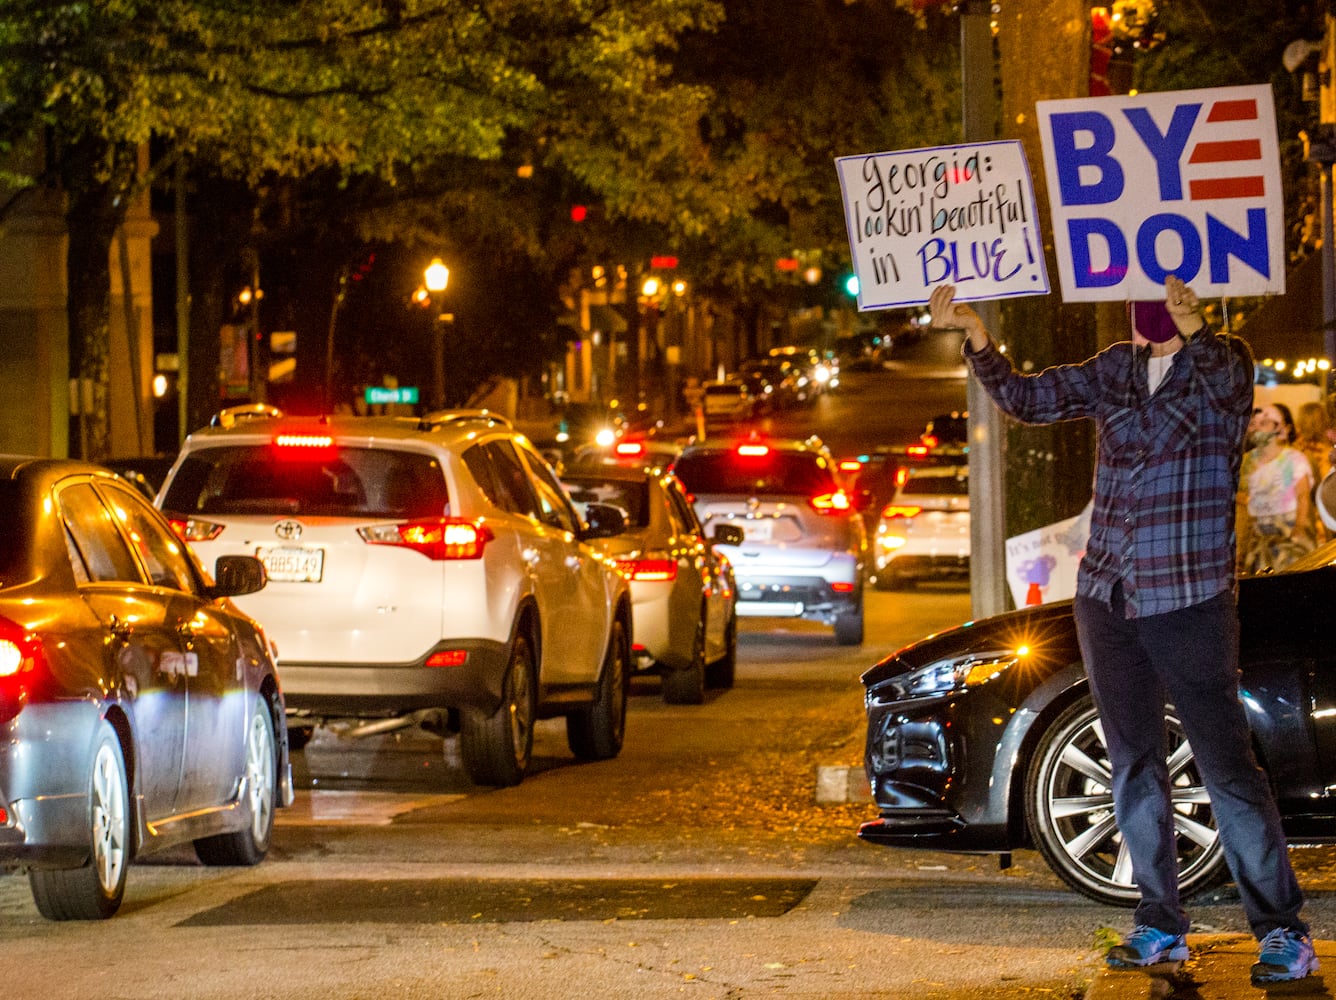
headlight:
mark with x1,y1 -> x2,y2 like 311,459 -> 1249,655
876,650 -> 1022,701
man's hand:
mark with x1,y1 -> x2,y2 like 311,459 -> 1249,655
1164,275 -> 1205,336
928,285 -> 989,352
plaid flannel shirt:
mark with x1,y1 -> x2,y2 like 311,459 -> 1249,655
965,326 -> 1254,618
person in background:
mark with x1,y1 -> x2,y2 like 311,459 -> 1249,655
1237,402 -> 1314,573
1295,400 -> 1333,543
930,275 -> 1315,987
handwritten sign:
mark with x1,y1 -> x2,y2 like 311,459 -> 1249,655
836,140 -> 1049,310
1037,84 -> 1284,301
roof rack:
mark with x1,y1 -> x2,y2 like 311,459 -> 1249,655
210,404 -> 284,428
417,409 -> 513,431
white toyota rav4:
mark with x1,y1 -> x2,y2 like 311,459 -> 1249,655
157,407 -> 632,787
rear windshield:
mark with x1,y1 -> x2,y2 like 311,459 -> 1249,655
705,384 -> 745,396
674,450 -> 835,496
0,483 -> 23,578
562,476 -> 649,527
901,471 -> 968,496
161,445 -> 450,519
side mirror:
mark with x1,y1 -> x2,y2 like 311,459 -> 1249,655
208,555 -> 268,599
581,501 -> 627,540
711,523 -> 745,546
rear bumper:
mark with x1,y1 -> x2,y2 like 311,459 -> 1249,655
877,552 -> 970,579
732,574 -> 859,622
279,638 -> 510,717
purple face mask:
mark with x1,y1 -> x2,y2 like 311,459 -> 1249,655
1131,300 -> 1179,344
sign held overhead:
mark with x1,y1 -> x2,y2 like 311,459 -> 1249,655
836,139 -> 1049,310
1037,84 -> 1284,301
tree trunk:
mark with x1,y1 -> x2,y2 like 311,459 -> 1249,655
996,0 -> 1099,534
65,182 -> 118,462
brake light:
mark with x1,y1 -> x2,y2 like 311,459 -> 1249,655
831,582 -> 855,593
881,504 -> 922,519
426,650 -> 469,668
359,519 -> 492,560
906,444 -> 930,457
736,443 -> 769,457
168,517 -> 224,542
894,467 -> 910,488
920,435 -> 939,449
837,459 -> 862,473
272,432 -> 336,461
811,490 -> 852,513
615,557 -> 678,582
0,616 -> 45,721
614,441 -> 646,457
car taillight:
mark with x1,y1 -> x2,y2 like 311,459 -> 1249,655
907,443 -> 931,457
426,649 -> 469,668
359,519 -> 492,560
736,443 -> 769,457
880,504 -> 922,519
168,517 -> 224,542
920,435 -> 939,449
614,441 -> 646,457
837,459 -> 862,473
0,616 -> 45,721
811,490 -> 852,513
615,556 -> 678,582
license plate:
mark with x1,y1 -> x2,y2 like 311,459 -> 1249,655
256,545 -> 325,583
741,519 -> 773,542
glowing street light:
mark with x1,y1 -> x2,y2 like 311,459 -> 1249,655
424,258 -> 451,409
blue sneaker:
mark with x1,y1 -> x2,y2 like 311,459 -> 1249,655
1105,925 -> 1189,970
1251,927 -> 1319,985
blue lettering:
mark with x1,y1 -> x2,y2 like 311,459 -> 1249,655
1207,208 -> 1269,283
1136,213 -> 1202,283
1069,218 -> 1128,287
1123,104 -> 1199,201
1049,111 -> 1124,206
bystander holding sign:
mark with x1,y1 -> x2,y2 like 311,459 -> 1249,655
1037,84 -> 1284,301
835,140 -> 1049,310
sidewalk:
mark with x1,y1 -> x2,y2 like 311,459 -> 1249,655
1086,934 -> 1331,999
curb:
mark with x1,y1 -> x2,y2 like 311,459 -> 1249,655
815,765 -> 873,804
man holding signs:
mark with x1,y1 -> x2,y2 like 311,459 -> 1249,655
840,80 -> 1316,985
929,274 -> 1314,987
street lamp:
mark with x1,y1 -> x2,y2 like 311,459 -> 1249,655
424,258 -> 450,409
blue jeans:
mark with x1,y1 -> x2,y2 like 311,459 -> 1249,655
1073,586 -> 1306,939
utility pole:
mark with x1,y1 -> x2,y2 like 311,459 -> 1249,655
960,0 -> 1010,618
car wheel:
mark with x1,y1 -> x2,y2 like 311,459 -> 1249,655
833,594 -> 865,646
29,720 -> 130,920
662,615 -> 706,705
1025,695 -> 1228,907
195,699 -> 277,866
705,612 -> 737,690
460,634 -> 536,787
567,617 -> 629,760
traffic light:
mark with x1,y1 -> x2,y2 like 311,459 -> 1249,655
844,274 -> 860,297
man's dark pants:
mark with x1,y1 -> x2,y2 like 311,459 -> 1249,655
1073,586 -> 1306,938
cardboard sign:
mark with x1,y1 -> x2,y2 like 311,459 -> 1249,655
1037,84 -> 1284,301
1004,503 -> 1092,608
836,140 -> 1049,310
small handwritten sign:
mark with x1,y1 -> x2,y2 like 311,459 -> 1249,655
836,140 -> 1049,310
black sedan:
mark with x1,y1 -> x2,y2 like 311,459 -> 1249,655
859,540 -> 1336,906
0,458 -> 292,919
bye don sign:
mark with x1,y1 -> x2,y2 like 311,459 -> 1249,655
1037,84 -> 1284,301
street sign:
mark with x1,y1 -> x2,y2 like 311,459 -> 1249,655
365,386 -> 419,405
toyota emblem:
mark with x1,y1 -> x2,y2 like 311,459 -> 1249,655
274,519 -> 303,541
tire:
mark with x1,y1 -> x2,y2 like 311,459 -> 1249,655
195,698 -> 277,866
567,617 -> 629,760
705,612 -> 737,690
833,595 -> 865,646
661,616 -> 706,705
460,634 -> 536,787
1025,695 -> 1228,907
30,721 -> 130,920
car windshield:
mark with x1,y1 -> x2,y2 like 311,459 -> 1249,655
161,444 -> 450,519
561,476 -> 649,527
0,483 -> 23,578
900,471 -> 968,496
674,449 -> 835,496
